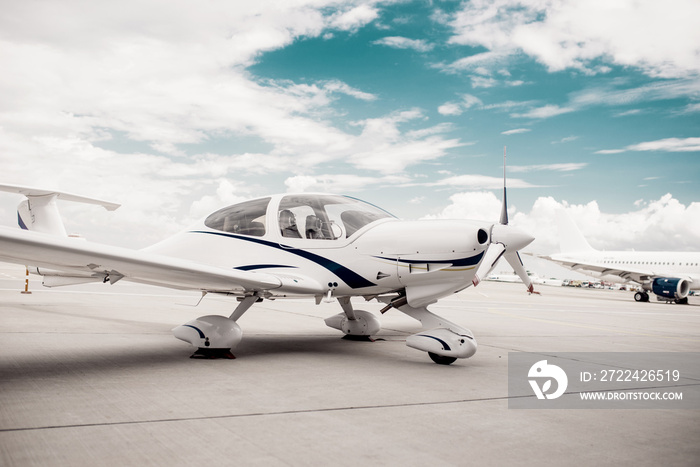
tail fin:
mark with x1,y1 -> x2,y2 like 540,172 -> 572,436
0,184 -> 120,236
556,209 -> 595,253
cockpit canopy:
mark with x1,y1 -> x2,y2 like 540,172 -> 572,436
204,194 -> 395,240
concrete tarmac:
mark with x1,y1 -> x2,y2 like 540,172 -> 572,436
0,262 -> 698,466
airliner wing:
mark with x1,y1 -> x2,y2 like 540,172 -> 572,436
538,253 -> 654,283
0,227 -> 287,293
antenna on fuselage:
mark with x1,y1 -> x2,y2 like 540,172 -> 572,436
499,146 -> 508,225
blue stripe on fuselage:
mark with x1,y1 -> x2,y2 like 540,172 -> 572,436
191,230 -> 376,289
373,250 -> 484,267
235,264 -> 296,271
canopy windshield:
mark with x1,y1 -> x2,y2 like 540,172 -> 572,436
204,197 -> 270,237
278,194 -> 394,240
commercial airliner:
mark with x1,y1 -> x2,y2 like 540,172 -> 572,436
539,211 -> 700,304
0,172 -> 534,364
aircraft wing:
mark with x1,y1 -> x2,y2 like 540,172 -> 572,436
0,226 -> 296,294
537,253 -> 654,283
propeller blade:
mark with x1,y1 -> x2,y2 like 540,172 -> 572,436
476,146 -> 536,294
472,244 -> 505,286
505,251 -> 538,294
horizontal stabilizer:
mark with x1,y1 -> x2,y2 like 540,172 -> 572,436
0,183 -> 120,236
0,183 -> 120,211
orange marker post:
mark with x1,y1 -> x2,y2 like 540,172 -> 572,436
21,267 -> 32,294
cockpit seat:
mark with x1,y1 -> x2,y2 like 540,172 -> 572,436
305,215 -> 322,239
279,209 -> 301,238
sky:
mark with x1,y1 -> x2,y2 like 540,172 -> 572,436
1,0 -> 699,274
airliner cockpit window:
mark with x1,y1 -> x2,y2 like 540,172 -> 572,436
278,195 -> 394,240
205,197 -> 270,237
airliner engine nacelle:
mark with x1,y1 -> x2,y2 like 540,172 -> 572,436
651,278 -> 690,300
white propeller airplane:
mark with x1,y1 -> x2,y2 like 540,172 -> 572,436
538,210 -> 700,304
0,166 -> 535,364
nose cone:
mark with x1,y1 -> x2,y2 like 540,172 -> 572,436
491,224 -> 535,251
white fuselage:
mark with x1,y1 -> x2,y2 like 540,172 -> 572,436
146,193 -> 492,304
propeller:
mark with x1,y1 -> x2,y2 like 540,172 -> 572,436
473,147 -> 537,294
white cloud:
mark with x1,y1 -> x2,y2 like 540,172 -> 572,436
373,36 -> 434,52
551,136 -> 579,144
509,163 -> 587,173
438,102 -> 463,116
322,80 -> 378,101
681,103 -> 700,114
595,149 -> 626,155
628,138 -> 700,152
511,104 -> 576,119
501,128 -> 531,135
444,0 -> 700,79
437,94 -> 483,116
523,194 -> 700,253
613,108 -> 642,117
423,191 -> 504,222
329,4 -> 379,31
434,50 -> 526,87
569,79 -> 700,109
0,4 -> 363,154
484,100 -> 539,112
437,50 -> 511,76
596,137 -> 700,154
347,110 -> 463,173
470,76 -> 498,88
461,94 -> 484,109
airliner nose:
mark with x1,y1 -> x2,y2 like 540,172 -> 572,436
491,224 -> 535,252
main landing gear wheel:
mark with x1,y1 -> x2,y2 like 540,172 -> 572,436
428,352 -> 457,365
634,291 -> 649,302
